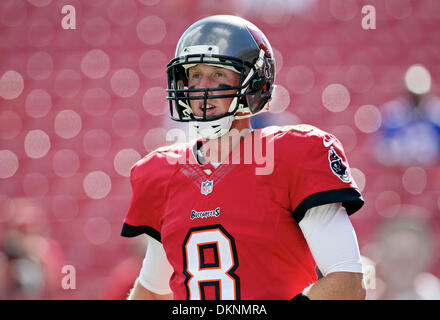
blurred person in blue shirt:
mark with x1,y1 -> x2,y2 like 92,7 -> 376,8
375,64 -> 440,167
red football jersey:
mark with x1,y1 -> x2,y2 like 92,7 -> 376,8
121,125 -> 364,300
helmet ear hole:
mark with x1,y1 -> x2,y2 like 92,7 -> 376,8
251,77 -> 265,92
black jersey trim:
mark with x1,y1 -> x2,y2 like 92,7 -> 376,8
292,188 -> 364,223
120,223 -> 161,242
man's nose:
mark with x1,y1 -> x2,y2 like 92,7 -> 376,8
197,74 -> 213,90
192,75 -> 214,99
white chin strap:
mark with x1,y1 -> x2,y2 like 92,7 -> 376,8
189,116 -> 234,140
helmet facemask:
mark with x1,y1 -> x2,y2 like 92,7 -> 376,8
167,54 -> 254,118
167,50 -> 272,139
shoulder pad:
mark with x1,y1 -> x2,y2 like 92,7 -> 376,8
144,143 -> 182,159
278,124 -> 317,133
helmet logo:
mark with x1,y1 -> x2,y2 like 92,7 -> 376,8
247,27 -> 272,58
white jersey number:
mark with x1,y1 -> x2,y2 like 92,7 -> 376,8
182,224 -> 240,300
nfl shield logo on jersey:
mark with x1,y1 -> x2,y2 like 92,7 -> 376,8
201,180 -> 213,195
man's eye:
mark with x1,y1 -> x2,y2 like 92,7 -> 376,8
214,72 -> 224,78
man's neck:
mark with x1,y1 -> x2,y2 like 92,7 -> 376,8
200,119 -> 252,164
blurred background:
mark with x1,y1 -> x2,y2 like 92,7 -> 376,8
0,0 -> 439,299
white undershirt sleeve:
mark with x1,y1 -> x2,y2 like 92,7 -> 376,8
138,236 -> 174,295
298,202 -> 363,277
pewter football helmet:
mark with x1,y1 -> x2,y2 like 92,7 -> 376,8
166,15 -> 276,139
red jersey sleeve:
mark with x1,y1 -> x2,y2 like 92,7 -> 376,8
285,126 -> 364,223
120,152 -> 173,242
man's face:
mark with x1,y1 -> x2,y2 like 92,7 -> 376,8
187,64 -> 240,118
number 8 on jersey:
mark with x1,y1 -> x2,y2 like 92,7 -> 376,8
182,225 -> 240,300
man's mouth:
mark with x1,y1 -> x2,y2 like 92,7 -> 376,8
200,104 -> 217,116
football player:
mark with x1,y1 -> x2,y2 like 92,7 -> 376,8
121,15 -> 366,300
